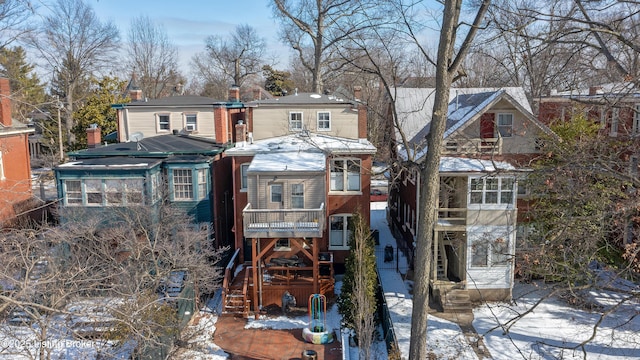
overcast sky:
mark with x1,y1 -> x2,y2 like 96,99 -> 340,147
91,0 -> 289,74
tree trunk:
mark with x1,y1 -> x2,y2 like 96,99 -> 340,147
408,1 -> 461,359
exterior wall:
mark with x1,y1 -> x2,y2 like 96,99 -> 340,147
389,168 -> 419,251
230,155 -> 253,260
466,209 -> 516,226
212,155 -> 234,249
0,133 -> 33,223
251,106 -> 359,141
465,224 -> 515,294
247,173 -> 325,209
122,107 -> 216,140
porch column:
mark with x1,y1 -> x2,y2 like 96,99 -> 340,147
313,237 -> 319,294
252,238 -> 259,316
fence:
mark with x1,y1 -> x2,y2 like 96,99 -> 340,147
375,245 -> 411,274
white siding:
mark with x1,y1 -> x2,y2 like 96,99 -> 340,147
123,107 -> 216,140
252,106 -> 358,140
465,225 -> 515,290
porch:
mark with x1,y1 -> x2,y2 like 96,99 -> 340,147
242,203 -> 326,238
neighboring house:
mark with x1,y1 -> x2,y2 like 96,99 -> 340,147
54,130 -> 232,248
537,82 -> 640,138
113,86 -> 246,144
388,87 -> 555,306
0,78 -> 35,226
222,88 -> 376,316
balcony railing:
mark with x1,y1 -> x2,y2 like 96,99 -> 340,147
436,207 -> 467,228
242,203 -> 326,238
443,137 -> 502,154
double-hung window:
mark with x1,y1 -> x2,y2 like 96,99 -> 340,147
240,163 -> 250,191
471,234 -> 511,267
186,114 -> 197,131
469,176 -> 515,207
158,114 -> 170,131
173,169 -> 193,200
291,183 -> 304,208
65,180 -> 82,205
329,214 -> 353,249
497,113 -> 513,137
330,159 -> 361,192
289,112 -> 303,131
317,111 -> 330,131
270,183 -> 283,203
196,169 -> 207,200
0,151 -> 4,180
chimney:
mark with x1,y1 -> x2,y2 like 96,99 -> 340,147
235,120 -> 247,147
253,88 -> 262,101
86,123 -> 101,148
229,85 -> 240,102
0,78 -> 12,127
353,86 -> 362,102
130,89 -> 143,102
589,86 -> 602,96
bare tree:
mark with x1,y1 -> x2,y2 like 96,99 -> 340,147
272,0 -> 375,93
0,204 -> 225,359
195,24 -> 267,89
25,0 -> 119,147
126,15 -> 181,99
0,0 -> 35,50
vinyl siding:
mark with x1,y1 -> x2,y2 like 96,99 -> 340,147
251,107 -> 358,140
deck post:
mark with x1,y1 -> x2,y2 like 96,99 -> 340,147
313,237 -> 319,294
252,238 -> 259,317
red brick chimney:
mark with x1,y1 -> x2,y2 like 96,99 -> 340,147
589,86 -> 602,96
229,85 -> 240,102
86,124 -> 101,148
0,78 -> 12,127
130,89 -> 143,102
353,86 -> 367,139
235,120 -> 247,147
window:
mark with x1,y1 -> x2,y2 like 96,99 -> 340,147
64,178 -> 144,206
0,151 -> 4,180
240,163 -> 249,190
289,112 -> 303,131
158,114 -> 170,131
151,172 -> 162,202
497,113 -> 513,137
471,233 -> 511,267
197,169 -> 207,200
291,183 -> 304,208
329,214 -> 353,249
270,183 -> 283,203
275,238 -> 290,251
469,177 -> 515,207
330,159 -> 361,192
185,114 -> 197,131
173,169 -> 193,200
65,180 -> 82,205
317,111 -> 330,130
610,108 -> 619,136
634,105 -> 640,135
85,179 -> 103,205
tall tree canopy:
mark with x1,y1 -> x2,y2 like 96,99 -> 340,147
26,0 -> 119,147
0,46 -> 45,121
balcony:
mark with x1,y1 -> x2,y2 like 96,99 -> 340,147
435,207 -> 467,230
242,203 -> 326,238
443,137 -> 502,154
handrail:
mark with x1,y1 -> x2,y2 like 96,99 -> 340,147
220,248 -> 241,314
242,266 -> 252,317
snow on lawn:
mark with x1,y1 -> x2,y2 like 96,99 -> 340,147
474,281 -> 640,360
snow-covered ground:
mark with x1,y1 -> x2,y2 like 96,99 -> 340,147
3,202 -> 639,359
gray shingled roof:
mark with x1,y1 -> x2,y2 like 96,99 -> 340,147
116,95 -> 228,107
69,134 -> 226,158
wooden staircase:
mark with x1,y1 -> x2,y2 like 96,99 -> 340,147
436,242 -> 447,280
220,254 -> 251,318
440,288 -> 471,313
223,288 -> 249,316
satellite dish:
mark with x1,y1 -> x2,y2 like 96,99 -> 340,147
130,132 -> 144,142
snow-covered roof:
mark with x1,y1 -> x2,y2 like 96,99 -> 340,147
226,132 -> 376,157
247,151 -> 326,173
439,156 -> 515,173
550,82 -> 640,97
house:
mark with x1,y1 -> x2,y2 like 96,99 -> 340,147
54,130 -> 232,248
537,82 -> 640,138
113,85 -> 246,144
221,88 -> 376,316
0,78 -> 35,226
388,87 -> 555,305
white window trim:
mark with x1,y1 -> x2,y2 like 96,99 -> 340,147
156,113 -> 171,133
469,230 -> 513,268
633,105 -> 640,135
270,183 -> 283,203
468,176 -> 516,210
497,113 -> 513,138
317,111 -> 331,131
329,158 -> 362,194
291,183 -> 304,209
172,168 -> 194,201
184,113 -> 198,132
610,108 -> 619,137
289,111 -> 303,131
63,178 -> 145,206
240,163 -> 250,192
329,213 -> 352,250
0,151 -> 4,180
